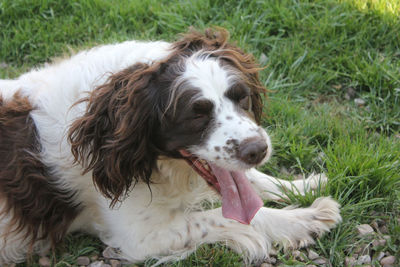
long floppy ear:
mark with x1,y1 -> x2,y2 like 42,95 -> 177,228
174,27 -> 267,123
68,63 -> 160,206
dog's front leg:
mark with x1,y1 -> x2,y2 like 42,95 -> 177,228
246,169 -> 328,201
115,197 -> 340,265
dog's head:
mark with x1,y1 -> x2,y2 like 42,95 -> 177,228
69,28 -> 271,221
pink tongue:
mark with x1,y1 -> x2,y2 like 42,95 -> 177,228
210,163 -> 263,224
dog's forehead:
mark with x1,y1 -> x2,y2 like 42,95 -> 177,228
181,56 -> 235,100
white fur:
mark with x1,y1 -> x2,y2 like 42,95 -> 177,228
0,40 -> 341,264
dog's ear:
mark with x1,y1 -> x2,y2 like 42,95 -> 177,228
68,63 -> 161,206
172,27 -> 230,52
174,27 -> 267,124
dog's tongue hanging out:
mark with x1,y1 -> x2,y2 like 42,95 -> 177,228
180,150 -> 263,224
209,163 -> 263,224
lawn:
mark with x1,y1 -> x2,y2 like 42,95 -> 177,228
0,0 -> 399,266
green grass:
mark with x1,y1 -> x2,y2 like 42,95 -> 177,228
1,0 -> 399,266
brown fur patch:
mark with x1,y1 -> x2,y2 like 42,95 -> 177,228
0,93 -> 81,249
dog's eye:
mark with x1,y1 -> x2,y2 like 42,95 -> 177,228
193,113 -> 207,120
238,95 -> 252,111
226,84 -> 252,111
189,112 -> 210,131
188,99 -> 213,128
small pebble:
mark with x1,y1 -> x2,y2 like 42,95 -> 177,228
356,224 -> 374,236
308,249 -> 319,260
39,256 -> 51,267
306,265 -> 317,267
260,263 -> 273,267
380,255 -> 396,266
345,256 -> 356,267
109,259 -> 121,267
76,256 -> 90,266
376,251 -> 386,261
0,62 -> 8,69
88,261 -> 111,267
374,239 -> 387,248
313,257 -> 327,265
357,255 -> 371,265
354,98 -> 366,106
372,239 -> 380,248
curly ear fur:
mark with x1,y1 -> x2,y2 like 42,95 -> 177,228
68,63 -> 161,206
173,27 -> 267,123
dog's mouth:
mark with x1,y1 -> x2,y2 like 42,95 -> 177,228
180,150 -> 263,224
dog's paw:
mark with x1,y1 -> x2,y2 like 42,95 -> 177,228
309,196 -> 342,229
305,172 -> 328,191
295,196 -> 341,248
278,196 -> 341,249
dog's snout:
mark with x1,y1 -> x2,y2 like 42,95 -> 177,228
237,137 -> 268,165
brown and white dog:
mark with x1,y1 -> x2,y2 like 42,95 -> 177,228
0,28 -> 341,264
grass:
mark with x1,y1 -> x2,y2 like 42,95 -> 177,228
1,0 -> 399,266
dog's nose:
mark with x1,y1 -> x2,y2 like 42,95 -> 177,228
237,137 -> 268,165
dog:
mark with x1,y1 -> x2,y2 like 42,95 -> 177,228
0,28 -> 341,264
